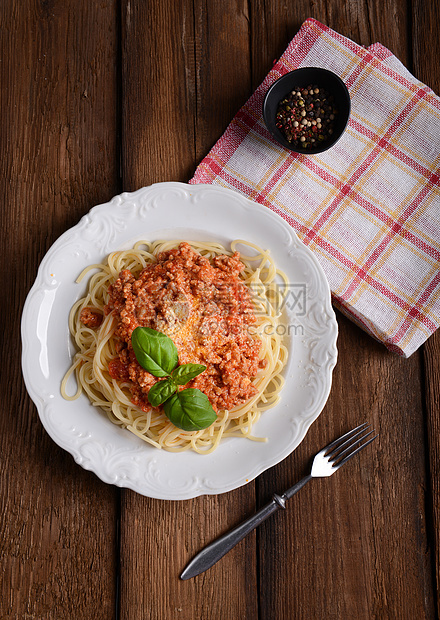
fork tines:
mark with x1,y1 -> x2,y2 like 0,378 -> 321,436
325,423 -> 377,468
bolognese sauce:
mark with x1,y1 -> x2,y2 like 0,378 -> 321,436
79,307 -> 103,329
102,242 -> 263,413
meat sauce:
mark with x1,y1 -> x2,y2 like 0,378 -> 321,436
79,307 -> 103,329
101,243 -> 263,413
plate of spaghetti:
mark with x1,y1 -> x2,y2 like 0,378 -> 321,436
21,182 -> 338,499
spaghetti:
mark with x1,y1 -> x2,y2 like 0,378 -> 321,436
61,240 -> 289,454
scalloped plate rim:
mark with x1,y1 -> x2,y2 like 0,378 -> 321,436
21,182 -> 338,500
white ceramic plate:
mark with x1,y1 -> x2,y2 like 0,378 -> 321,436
21,182 -> 338,500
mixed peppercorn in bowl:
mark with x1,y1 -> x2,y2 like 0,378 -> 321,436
263,67 -> 351,154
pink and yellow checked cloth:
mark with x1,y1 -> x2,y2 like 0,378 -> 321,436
190,18 -> 440,357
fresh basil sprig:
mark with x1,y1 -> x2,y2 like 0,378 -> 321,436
147,377 -> 177,407
163,389 -> 216,432
131,327 -> 216,431
131,327 -> 178,377
171,363 -> 207,385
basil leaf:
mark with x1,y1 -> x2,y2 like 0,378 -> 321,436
131,327 -> 178,377
147,378 -> 177,407
163,388 -> 217,431
171,363 -> 206,385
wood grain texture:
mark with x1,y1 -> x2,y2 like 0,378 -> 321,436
192,0 -> 252,162
0,1 -> 120,618
121,0 -> 197,188
249,1 -> 436,618
119,1 -> 257,618
411,1 -> 440,616
423,330 -> 440,619
2,0 -> 440,618
257,313 -> 433,619
250,0 -> 410,90
417,0 -> 440,596
412,0 -> 440,94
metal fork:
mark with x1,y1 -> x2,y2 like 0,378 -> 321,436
180,422 -> 377,580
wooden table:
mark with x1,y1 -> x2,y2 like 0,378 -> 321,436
2,1 -> 440,618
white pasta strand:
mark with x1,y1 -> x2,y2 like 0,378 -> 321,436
61,240 -> 288,454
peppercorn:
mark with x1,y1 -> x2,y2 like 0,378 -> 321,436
275,84 -> 339,149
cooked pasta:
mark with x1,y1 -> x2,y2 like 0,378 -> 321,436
61,240 -> 288,454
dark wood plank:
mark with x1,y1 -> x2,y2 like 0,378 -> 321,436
192,0 -> 253,162
412,0 -> 440,614
120,1 -> 259,618
121,0 -> 196,188
3,0 -> 438,618
423,333 -> 440,615
0,1 -> 120,617
423,331 -> 440,619
250,0 -> 411,88
258,314 -> 433,619
412,0 -> 440,95
249,1 -> 436,618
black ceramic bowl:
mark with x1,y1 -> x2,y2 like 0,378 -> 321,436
263,67 -> 351,154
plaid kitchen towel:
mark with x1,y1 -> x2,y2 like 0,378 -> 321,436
190,18 -> 440,357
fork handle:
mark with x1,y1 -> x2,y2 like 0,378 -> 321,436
283,473 -> 312,499
180,474 -> 312,580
